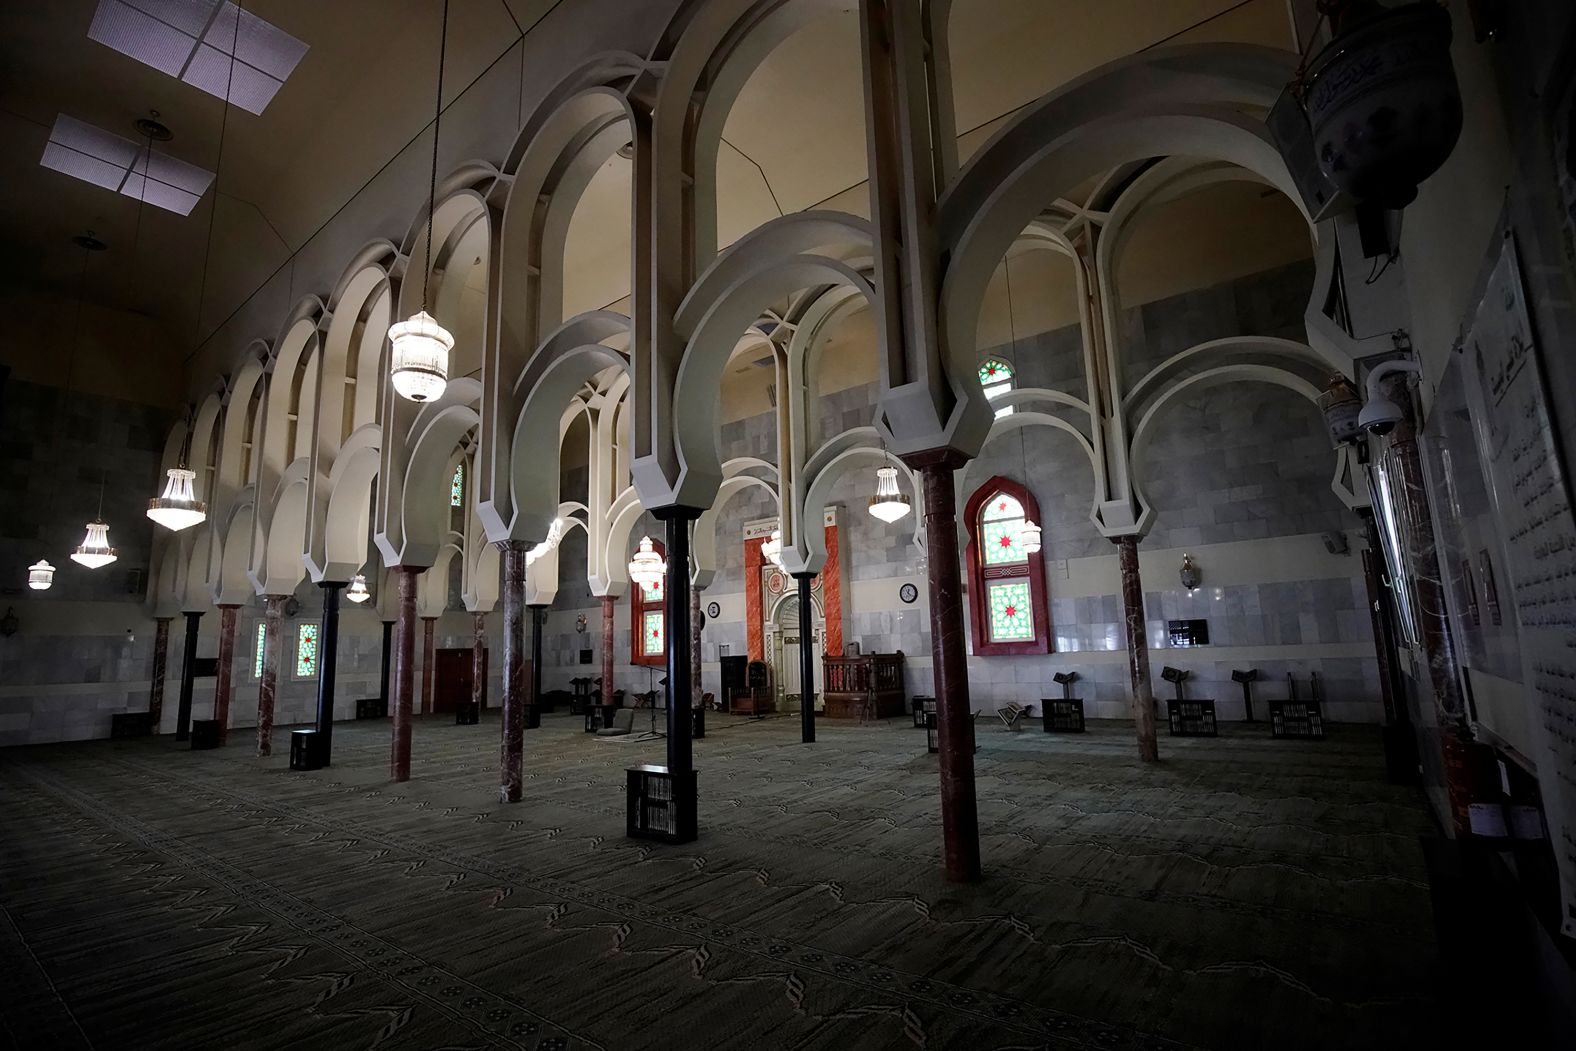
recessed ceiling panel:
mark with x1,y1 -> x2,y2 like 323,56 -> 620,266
40,114 -> 213,216
86,0 -> 307,115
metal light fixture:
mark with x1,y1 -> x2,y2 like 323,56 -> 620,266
1180,553 -> 1201,592
0,608 -> 17,638
28,560 -> 56,590
1317,373 -> 1363,446
389,0 -> 454,404
346,574 -> 371,604
147,465 -> 208,531
628,535 -> 666,589
867,464 -> 911,523
761,529 -> 785,571
73,474 -> 118,570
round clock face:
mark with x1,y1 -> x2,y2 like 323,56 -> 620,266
899,582 -> 919,604
706,601 -> 720,619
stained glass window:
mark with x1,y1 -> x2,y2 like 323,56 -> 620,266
253,623 -> 266,678
296,623 -> 319,678
978,358 -> 1014,418
987,581 -> 1035,642
450,463 -> 464,507
642,611 -> 665,657
981,493 -> 1028,566
642,576 -> 664,603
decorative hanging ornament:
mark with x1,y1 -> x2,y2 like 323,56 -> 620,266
28,560 -> 56,590
346,574 -> 371,604
389,310 -> 453,402
72,521 -> 117,569
761,529 -> 785,571
147,466 -> 208,531
1018,519 -> 1043,555
627,535 -> 667,589
867,465 -> 911,523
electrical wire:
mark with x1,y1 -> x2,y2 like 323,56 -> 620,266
192,0 -> 242,355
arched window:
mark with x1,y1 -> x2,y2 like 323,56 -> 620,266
964,476 -> 1049,656
978,358 -> 1014,418
450,462 -> 464,507
631,538 -> 668,666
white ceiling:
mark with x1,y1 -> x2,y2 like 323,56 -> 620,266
0,0 -> 1295,388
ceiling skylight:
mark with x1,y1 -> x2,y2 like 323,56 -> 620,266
40,115 -> 215,216
88,0 -> 308,116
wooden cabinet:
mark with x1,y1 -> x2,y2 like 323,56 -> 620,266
822,653 -> 906,719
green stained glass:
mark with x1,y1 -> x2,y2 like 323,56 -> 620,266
982,519 -> 1026,565
450,463 -> 464,507
642,611 -> 665,657
987,581 -> 1034,642
254,623 -> 266,678
296,624 -> 319,678
977,358 -> 1012,385
642,577 -> 664,603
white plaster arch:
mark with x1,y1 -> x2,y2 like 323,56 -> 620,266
375,377 -> 483,570
311,424 -> 381,585
252,459 -> 311,596
790,427 -> 923,575
692,457 -> 780,589
214,491 -> 258,605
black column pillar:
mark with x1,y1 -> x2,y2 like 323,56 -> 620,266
794,573 -> 816,743
379,620 -> 394,708
658,512 -> 696,776
176,610 -> 202,742
315,582 -> 345,763
529,605 -> 546,726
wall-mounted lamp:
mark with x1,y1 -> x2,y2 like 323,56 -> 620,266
1180,554 -> 1201,592
1317,373 -> 1363,445
0,608 -> 18,638
575,613 -> 587,634
125,628 -> 136,644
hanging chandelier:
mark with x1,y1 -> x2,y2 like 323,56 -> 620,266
1018,520 -> 1043,554
389,0 -> 455,404
346,574 -> 371,603
867,465 -> 911,523
72,521 -> 117,569
761,529 -> 785,571
147,465 -> 208,531
28,560 -> 56,590
628,535 -> 667,589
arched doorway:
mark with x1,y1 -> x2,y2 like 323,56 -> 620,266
768,589 -> 823,712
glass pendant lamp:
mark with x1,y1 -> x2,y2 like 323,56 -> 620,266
389,0 -> 455,403
72,522 -> 117,569
147,465 -> 207,531
346,574 -> 371,604
28,560 -> 56,590
867,464 -> 911,523
628,535 -> 666,589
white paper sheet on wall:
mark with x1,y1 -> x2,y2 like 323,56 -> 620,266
1461,234 -> 1576,938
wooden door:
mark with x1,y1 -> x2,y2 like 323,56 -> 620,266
433,648 -> 484,715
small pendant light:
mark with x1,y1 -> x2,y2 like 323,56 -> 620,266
761,529 -> 785,571
390,0 -> 455,403
72,475 -> 118,570
1001,256 -> 1041,554
28,560 -> 56,590
627,535 -> 667,589
346,574 -> 371,604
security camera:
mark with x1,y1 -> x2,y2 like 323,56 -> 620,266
1359,359 -> 1422,436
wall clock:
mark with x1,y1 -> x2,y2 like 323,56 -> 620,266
899,582 -> 919,604
707,601 -> 720,619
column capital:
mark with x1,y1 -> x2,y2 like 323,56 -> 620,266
900,447 -> 971,472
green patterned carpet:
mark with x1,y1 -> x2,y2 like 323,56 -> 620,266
0,713 -> 1440,1050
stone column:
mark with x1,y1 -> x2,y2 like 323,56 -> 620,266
908,452 -> 980,882
389,567 -> 420,782
660,512 -> 697,776
257,595 -> 287,757
419,616 -> 437,717
472,612 -> 487,710
498,540 -> 528,803
600,594 -> 616,707
176,610 -> 202,742
212,604 -> 241,744
794,573 -> 816,743
379,620 -> 394,709
148,616 -> 172,732
691,585 -> 703,712
1116,536 -> 1159,762
529,606 -> 546,727
314,582 -> 345,764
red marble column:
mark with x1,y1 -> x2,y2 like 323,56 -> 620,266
498,541 -> 528,803
212,604 -> 241,745
420,616 -> 437,716
148,616 -> 172,732
907,451 -> 981,883
472,612 -> 487,710
1116,536 -> 1160,762
389,567 -> 420,782
257,595 -> 287,757
600,594 -> 615,707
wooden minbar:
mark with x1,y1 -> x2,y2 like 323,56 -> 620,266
822,652 -> 906,719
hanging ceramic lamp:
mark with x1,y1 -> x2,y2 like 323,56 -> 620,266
761,529 -> 787,571
28,560 -> 56,590
867,465 -> 911,523
389,310 -> 453,403
71,521 -> 117,569
147,466 -> 208,531
346,574 -> 371,604
628,535 -> 666,589
1018,519 -> 1042,554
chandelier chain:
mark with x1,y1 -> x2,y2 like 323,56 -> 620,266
194,0 -> 241,354
424,0 -> 451,314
